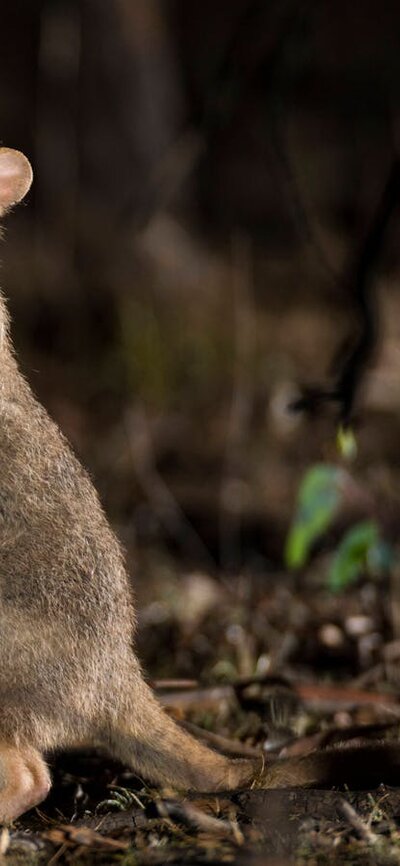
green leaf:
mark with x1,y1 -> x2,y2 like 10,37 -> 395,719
328,520 -> 379,592
285,465 -> 342,569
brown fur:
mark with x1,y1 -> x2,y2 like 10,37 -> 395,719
0,149 -> 260,820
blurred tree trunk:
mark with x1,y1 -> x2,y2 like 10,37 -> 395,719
1,0 -> 183,297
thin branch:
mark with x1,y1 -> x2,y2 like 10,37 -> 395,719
219,234 -> 256,571
292,159 -> 400,423
124,406 -> 216,568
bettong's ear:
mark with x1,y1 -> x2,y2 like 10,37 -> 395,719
0,148 -> 32,216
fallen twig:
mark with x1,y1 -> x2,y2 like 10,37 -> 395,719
155,799 -> 240,841
180,719 -> 260,759
338,798 -> 379,844
159,680 -> 400,716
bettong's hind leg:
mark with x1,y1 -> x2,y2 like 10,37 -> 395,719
0,744 -> 50,823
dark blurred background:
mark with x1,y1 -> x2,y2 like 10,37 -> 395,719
2,0 -> 400,677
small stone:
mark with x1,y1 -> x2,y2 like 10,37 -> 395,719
318,623 -> 344,648
345,615 -> 374,637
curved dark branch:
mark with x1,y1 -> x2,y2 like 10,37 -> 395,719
292,159 -> 400,425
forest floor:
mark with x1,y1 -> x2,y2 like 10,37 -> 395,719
6,553 -> 400,866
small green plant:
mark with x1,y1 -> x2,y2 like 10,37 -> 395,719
285,464 -> 342,571
329,520 -> 384,592
285,446 -> 394,590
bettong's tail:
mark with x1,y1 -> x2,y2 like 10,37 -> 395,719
107,676 -> 257,791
